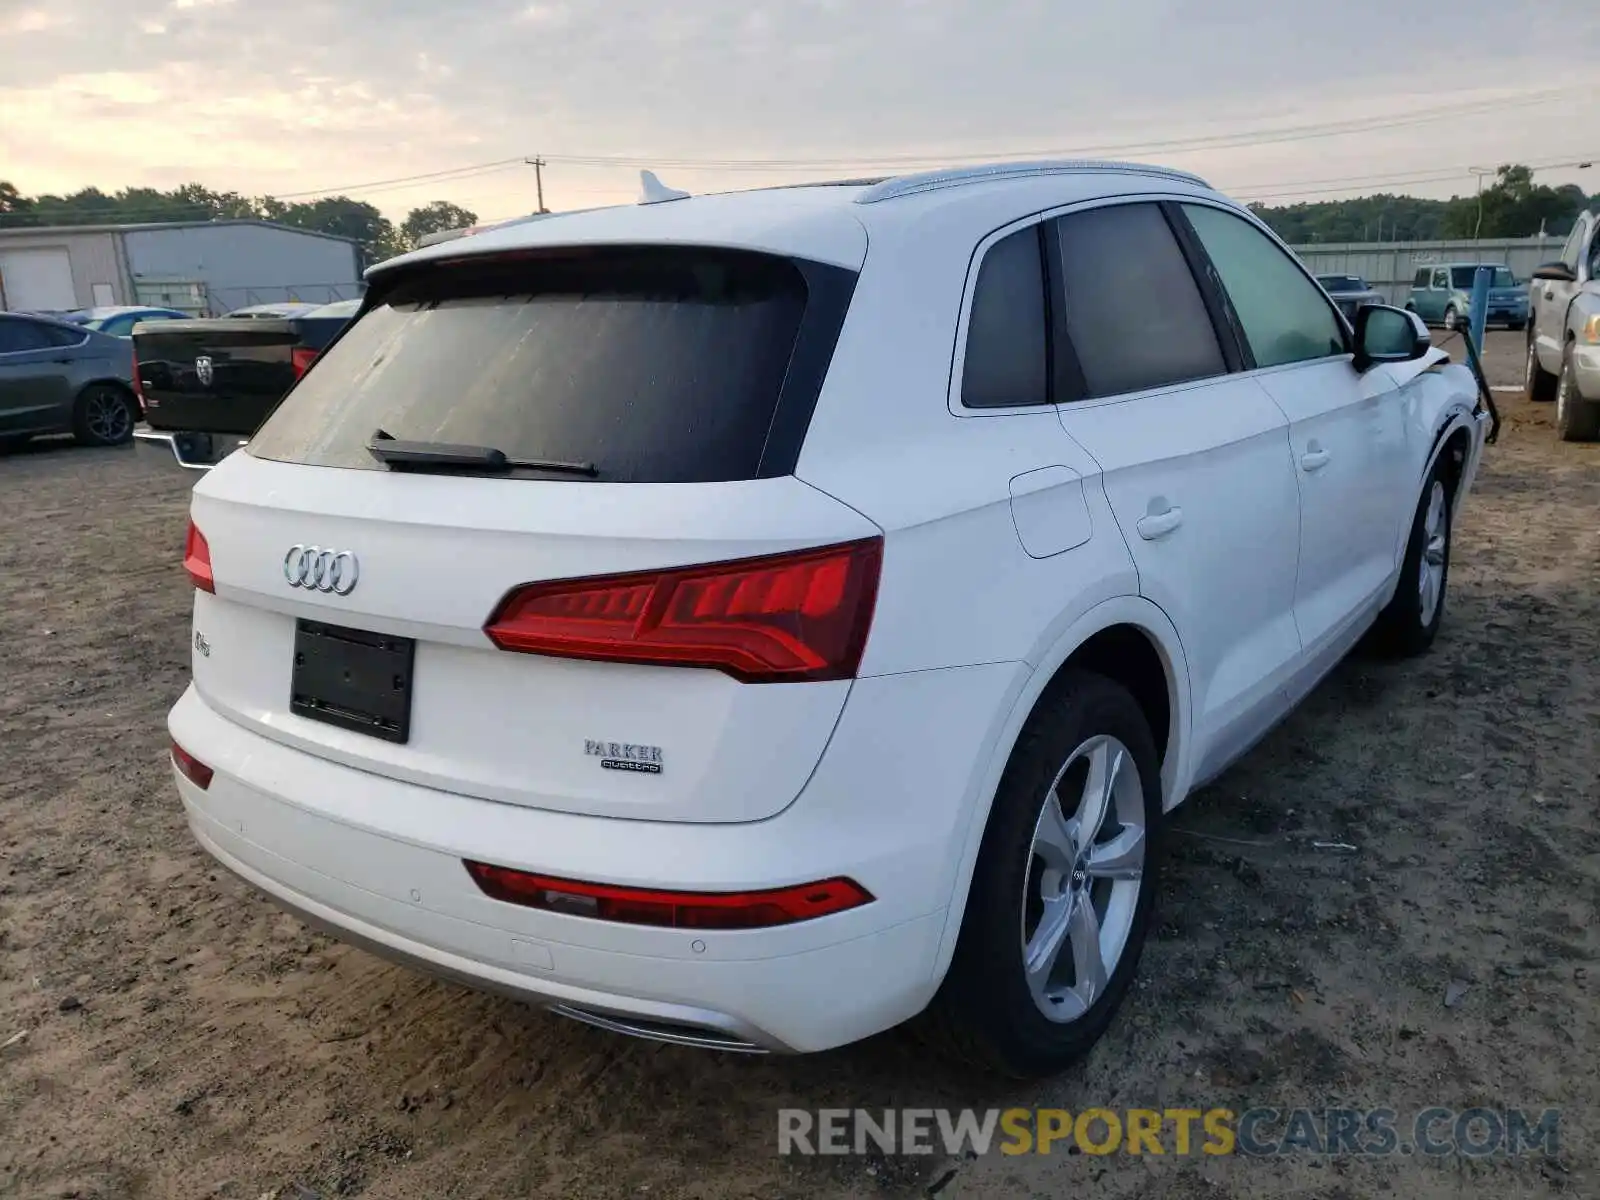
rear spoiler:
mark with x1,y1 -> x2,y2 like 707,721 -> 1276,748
402,209 -> 594,254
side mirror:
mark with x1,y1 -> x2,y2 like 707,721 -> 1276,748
1531,261 -> 1577,283
1353,304 -> 1430,372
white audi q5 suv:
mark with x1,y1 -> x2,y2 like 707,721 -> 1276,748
167,160 -> 1489,1077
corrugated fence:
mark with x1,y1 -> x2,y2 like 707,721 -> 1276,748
1289,236 -> 1565,305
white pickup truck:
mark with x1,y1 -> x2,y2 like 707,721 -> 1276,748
1526,210 -> 1600,441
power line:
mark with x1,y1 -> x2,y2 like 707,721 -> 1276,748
1236,153 -> 1600,202
6,86 -> 1595,228
270,158 -> 528,199
1224,152 -> 1599,196
522,88 -> 1582,173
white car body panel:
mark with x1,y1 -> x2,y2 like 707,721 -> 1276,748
168,162 -> 1489,1055
1055,374 -> 1303,788
1255,354 -> 1411,660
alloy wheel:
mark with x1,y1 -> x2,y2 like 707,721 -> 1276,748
1021,734 -> 1146,1023
86,390 -> 132,443
1418,480 -> 1448,627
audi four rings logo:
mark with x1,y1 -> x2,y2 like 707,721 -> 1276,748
283,545 -> 360,595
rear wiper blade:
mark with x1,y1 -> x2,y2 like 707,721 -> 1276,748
366,429 -> 598,476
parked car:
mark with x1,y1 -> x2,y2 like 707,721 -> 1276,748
163,160 -> 1489,1077
1526,210 -> 1600,440
1315,274 -> 1385,324
0,311 -> 139,451
223,302 -> 325,320
77,305 -> 192,338
1406,263 -> 1529,331
132,298 -> 362,464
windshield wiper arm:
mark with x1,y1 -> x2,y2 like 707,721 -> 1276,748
366,429 -> 598,476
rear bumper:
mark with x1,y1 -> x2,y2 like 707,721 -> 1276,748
133,426 -> 246,471
169,659 -> 1020,1052
1469,305 -> 1528,326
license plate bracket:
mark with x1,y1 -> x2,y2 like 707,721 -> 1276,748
290,620 -> 415,744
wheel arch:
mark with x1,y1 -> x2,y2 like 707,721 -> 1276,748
1422,411 -> 1479,514
926,595 -> 1192,989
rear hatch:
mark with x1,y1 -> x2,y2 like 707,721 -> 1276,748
186,244 -> 876,824
136,312 -> 353,435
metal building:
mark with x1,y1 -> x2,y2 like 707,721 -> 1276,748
0,220 -> 363,316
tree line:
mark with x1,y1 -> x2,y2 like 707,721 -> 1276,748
0,181 -> 477,264
1249,165 -> 1599,245
2,162 -> 1595,257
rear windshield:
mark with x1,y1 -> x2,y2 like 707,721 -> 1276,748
1450,266 -> 1515,288
247,247 -> 831,483
1317,276 -> 1365,292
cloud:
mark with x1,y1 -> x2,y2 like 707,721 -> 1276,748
0,6 -> 67,34
2,0 -> 1598,223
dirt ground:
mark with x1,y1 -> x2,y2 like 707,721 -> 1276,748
1,331 -> 1595,1200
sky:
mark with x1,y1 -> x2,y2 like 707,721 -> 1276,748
3,0 -> 1600,224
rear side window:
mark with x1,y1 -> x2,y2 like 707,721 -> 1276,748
41,322 -> 87,347
1181,204 -> 1346,369
1053,203 -> 1226,399
0,318 -> 59,353
961,227 -> 1048,408
248,248 -> 847,483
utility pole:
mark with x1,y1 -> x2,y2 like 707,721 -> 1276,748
1469,166 -> 1495,240
525,157 -> 549,213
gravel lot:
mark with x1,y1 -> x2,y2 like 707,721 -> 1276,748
1,331 -> 1595,1199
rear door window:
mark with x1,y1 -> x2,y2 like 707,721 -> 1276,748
247,248 -> 848,483
1051,202 -> 1227,399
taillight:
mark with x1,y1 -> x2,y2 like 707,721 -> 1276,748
171,740 -> 214,790
463,861 -> 873,929
484,538 -> 882,683
290,347 -> 319,379
184,519 -> 214,593
130,348 -> 145,407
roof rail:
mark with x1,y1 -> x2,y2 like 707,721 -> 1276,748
855,160 -> 1211,204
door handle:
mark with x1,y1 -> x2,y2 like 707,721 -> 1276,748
1300,448 -> 1331,472
1135,505 -> 1183,540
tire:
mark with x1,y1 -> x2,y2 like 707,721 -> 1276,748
1556,341 -> 1600,443
1442,305 -> 1459,332
70,384 -> 136,447
0,434 -> 31,454
1508,320 -> 1527,332
1372,461 -> 1453,658
1526,334 -> 1558,403
923,671 -> 1161,1078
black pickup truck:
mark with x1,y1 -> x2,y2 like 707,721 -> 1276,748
133,299 -> 359,466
